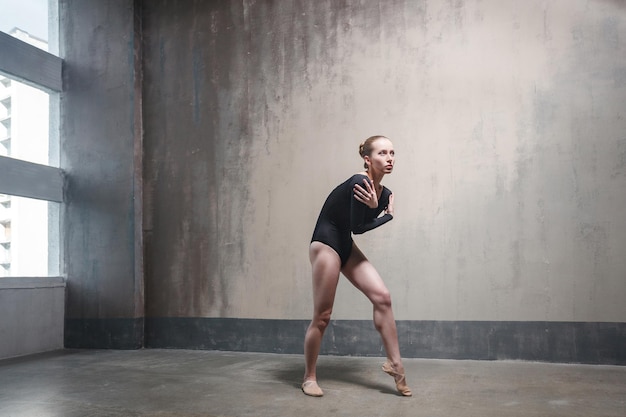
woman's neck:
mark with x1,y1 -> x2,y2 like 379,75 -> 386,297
361,170 -> 384,189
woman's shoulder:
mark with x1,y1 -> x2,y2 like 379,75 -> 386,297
345,172 -> 368,183
350,172 -> 370,181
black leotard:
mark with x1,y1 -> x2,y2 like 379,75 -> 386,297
311,174 -> 393,266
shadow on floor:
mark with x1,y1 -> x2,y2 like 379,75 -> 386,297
269,359 -> 398,396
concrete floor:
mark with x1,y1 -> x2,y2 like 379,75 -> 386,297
0,349 -> 624,417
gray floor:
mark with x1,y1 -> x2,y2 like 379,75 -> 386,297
0,349 -> 625,417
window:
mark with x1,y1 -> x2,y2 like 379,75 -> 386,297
0,0 -> 51,53
0,195 -> 59,277
0,75 -> 52,166
0,0 -> 61,278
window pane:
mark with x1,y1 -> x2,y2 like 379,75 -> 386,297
0,194 -> 59,277
0,1 -> 60,279
0,0 -> 51,52
0,75 -> 56,167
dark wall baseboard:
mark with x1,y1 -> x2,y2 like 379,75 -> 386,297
64,318 -> 625,365
65,318 -> 144,349
143,318 -> 626,365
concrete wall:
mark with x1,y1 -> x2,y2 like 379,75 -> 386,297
0,278 -> 65,360
143,0 -> 625,325
60,0 -> 144,348
57,0 -> 625,362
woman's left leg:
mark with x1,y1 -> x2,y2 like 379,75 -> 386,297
342,243 -> 412,395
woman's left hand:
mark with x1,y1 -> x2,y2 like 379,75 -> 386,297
385,193 -> 394,216
354,179 -> 379,209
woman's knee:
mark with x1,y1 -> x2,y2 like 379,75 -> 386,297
372,289 -> 392,309
313,309 -> 333,330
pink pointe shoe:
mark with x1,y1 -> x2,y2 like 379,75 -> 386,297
382,361 -> 412,397
302,380 -> 324,397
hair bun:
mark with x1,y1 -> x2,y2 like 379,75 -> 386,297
358,142 -> 365,157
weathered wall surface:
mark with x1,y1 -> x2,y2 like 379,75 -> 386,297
0,278 -> 65,360
143,0 -> 626,325
60,0 -> 144,348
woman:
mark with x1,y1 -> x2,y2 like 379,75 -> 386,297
302,135 -> 412,397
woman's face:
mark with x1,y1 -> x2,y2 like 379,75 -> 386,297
366,138 -> 395,174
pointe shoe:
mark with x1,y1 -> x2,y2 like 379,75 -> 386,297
382,361 -> 412,397
302,380 -> 324,397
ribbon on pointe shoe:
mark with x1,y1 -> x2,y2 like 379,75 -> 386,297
382,361 -> 412,397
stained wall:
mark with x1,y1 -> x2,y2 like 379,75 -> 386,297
60,0 -> 626,361
143,0 -> 626,323
61,0 -> 144,348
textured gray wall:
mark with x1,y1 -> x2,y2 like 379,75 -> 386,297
61,0 -> 144,347
143,0 -> 626,323
0,278 -> 65,359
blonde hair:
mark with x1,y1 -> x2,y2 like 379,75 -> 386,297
358,135 -> 388,169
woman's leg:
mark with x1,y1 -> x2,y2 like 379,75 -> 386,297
341,243 -> 411,395
303,242 -> 341,392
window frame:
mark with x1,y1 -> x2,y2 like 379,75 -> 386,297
0,28 -> 64,278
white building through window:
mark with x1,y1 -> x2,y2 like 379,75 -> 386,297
0,0 -> 61,278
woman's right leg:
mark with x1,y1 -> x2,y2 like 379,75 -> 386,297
303,242 -> 341,393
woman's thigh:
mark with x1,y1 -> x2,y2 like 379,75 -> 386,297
341,243 -> 390,304
309,241 -> 342,314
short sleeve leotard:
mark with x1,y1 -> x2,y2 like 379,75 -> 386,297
311,174 -> 393,266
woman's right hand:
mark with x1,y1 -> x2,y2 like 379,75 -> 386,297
354,179 -> 379,209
